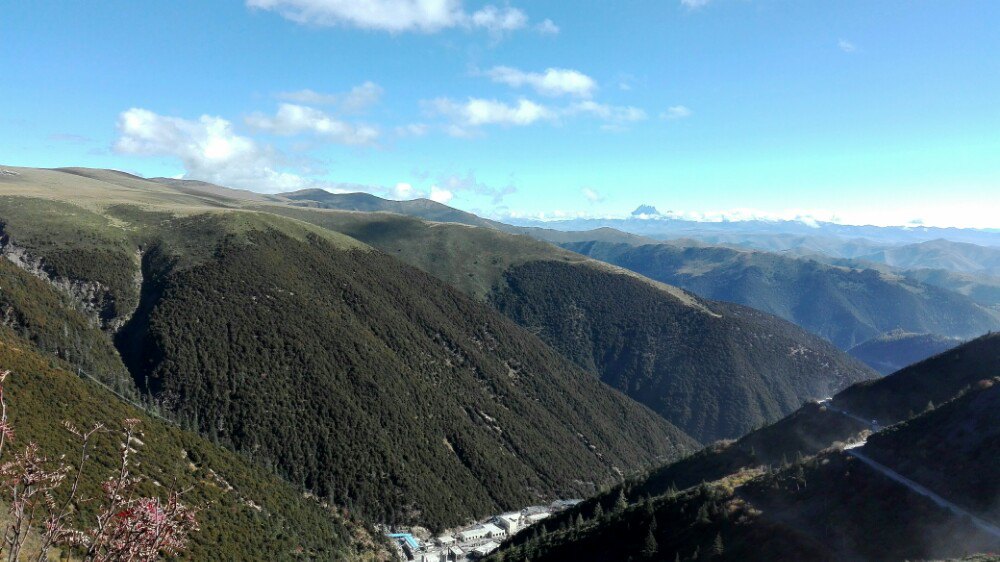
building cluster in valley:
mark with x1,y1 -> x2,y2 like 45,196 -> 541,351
387,500 -> 582,561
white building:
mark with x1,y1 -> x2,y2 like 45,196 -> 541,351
471,541 -> 499,558
457,526 -> 489,543
496,513 -> 522,534
458,523 -> 506,544
480,523 -> 506,540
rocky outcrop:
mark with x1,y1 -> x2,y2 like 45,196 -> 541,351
0,232 -> 140,332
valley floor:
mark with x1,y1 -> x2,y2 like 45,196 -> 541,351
386,499 -> 582,561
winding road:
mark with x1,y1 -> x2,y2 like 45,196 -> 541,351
820,399 -> 1000,541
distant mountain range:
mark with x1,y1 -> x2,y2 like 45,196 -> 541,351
504,205 -> 1000,249
560,240 -> 999,349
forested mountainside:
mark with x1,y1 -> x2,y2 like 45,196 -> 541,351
864,380 -> 999,522
502,335 -> 1000,547
0,328 -> 385,561
834,332 -> 1000,423
493,336 -> 1000,562
847,330 -> 963,374
562,241 -> 1000,349
261,208 -> 874,443
0,168 -> 693,533
491,261 -> 871,442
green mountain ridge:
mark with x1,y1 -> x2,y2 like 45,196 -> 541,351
0,167 -> 694,533
259,207 -> 875,443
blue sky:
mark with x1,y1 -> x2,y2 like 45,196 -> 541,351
2,0 -> 998,227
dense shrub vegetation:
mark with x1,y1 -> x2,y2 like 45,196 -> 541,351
496,335 -> 1000,561
0,258 -> 132,393
864,380 -> 1000,520
0,196 -> 140,328
834,332 -> 1000,423
496,451 -> 999,561
0,328 -> 382,560
847,330 -> 963,374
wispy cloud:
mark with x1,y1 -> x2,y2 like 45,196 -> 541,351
395,123 -> 429,138
582,187 -> 604,203
48,133 -> 96,144
680,0 -> 711,9
566,101 -> 647,124
838,39 -> 858,53
246,0 -> 543,35
439,171 -> 517,203
661,105 -> 692,120
535,19 -> 559,35
276,82 -> 384,113
485,66 -> 597,98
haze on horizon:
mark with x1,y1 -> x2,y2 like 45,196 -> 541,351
2,0 -> 998,229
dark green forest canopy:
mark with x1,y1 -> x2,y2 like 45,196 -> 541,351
263,208 -> 875,444
491,260 -> 873,442
121,225 -> 692,529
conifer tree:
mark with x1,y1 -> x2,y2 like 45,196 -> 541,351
615,489 -> 628,512
641,528 -> 658,558
592,502 -> 604,519
712,532 -> 724,557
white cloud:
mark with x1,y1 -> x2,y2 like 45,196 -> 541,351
485,66 -> 597,98
468,4 -> 527,34
114,108 -> 312,192
246,103 -> 380,145
661,105 -> 692,120
440,172 -> 516,203
393,182 -> 416,198
247,0 -> 536,34
429,185 -> 454,203
428,97 -> 555,127
582,187 -> 604,203
680,0 -> 711,8
535,19 -> 559,35
838,39 -> 858,53
425,97 -> 648,134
